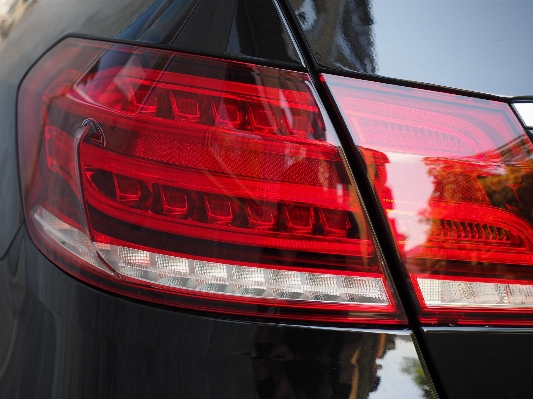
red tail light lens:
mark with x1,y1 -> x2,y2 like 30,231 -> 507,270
18,38 -> 404,324
324,75 -> 533,325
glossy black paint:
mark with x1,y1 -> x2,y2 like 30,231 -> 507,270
0,0 -> 152,259
172,0 -> 303,68
0,226 -> 428,398
117,0 -> 303,68
287,0 -> 533,96
287,0 -> 376,74
118,0 -> 201,43
424,328 -> 533,399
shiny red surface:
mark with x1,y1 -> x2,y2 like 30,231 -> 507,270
324,74 -> 533,325
18,38 -> 405,324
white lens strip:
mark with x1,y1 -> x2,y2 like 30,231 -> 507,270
417,277 -> 533,307
34,207 -> 111,273
35,206 -> 390,305
96,244 -> 389,304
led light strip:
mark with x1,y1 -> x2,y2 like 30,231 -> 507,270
35,206 -> 390,305
417,277 -> 533,308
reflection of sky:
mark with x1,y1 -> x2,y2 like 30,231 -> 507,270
385,153 -> 433,251
0,0 -> 17,16
370,335 -> 426,399
373,0 -> 533,96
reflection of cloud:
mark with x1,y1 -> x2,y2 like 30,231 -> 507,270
382,153 -> 434,252
0,0 -> 36,41
295,0 -> 317,30
0,0 -> 18,15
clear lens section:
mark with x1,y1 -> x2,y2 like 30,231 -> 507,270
417,277 -> 533,307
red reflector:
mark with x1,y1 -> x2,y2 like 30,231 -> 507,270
324,74 -> 533,325
18,38 -> 404,324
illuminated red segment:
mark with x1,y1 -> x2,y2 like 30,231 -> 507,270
160,186 -> 189,217
324,74 -> 533,325
18,38 -> 404,324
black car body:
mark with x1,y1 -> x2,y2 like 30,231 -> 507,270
2,1 -> 533,398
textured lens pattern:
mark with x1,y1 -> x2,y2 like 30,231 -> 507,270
418,277 -> 533,307
35,206 -> 389,305
97,245 -> 389,304
35,207 -> 110,273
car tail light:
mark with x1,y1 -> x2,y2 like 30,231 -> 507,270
324,75 -> 533,325
18,38 -> 405,324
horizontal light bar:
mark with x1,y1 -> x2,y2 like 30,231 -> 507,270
35,206 -> 390,305
417,277 -> 533,308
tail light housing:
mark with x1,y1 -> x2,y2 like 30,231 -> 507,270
18,38 -> 404,324
324,75 -> 533,325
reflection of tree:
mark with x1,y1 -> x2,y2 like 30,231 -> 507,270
254,327 -> 395,398
407,137 -> 533,273
424,154 -> 533,212
422,146 -> 533,234
291,0 -> 376,74
425,158 -> 489,205
400,357 -> 432,399
479,165 -> 533,217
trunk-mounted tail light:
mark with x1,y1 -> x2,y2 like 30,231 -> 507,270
324,75 -> 533,326
18,38 -> 404,324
